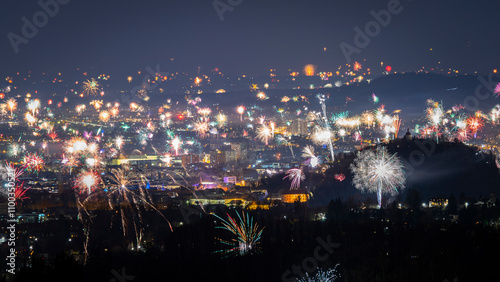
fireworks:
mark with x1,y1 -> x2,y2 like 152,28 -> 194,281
297,265 -> 341,282
303,64 -> 316,76
237,106 -> 245,121
136,128 -> 153,146
334,173 -> 346,182
426,100 -> 444,126
456,128 -> 470,142
312,128 -> 332,145
350,146 -> 405,208
99,110 -> 110,122
197,107 -> 211,118
276,135 -> 295,158
256,124 -> 272,145
302,145 -> 318,167
6,98 -> 16,116
83,78 -> 100,96
22,152 -> 45,174
361,111 -> 375,128
14,182 -> 30,201
283,168 -> 305,190
213,211 -> 264,257
392,115 -> 402,138
170,136 -> 182,156
495,82 -> 500,97
216,113 -> 227,127
8,143 -> 21,157
74,170 -> 101,194
90,100 -> 103,111
107,166 -> 172,249
66,137 -> 88,154
0,163 -> 24,189
76,104 -> 86,114
61,154 -> 79,173
489,105 -> 500,124
281,96 -> 291,103
317,94 -> 335,162
115,136 -> 124,150
193,120 -> 209,138
335,116 -> 361,130
466,115 -> 484,137
354,61 -> 362,71
26,99 -> 40,115
47,132 -> 58,141
256,92 -> 267,100
24,112 -> 36,125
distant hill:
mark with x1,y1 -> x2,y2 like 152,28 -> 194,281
266,139 -> 500,207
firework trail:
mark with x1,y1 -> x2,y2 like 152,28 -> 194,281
317,94 -> 335,162
107,166 -> 173,250
212,211 -> 264,257
276,135 -> 295,158
14,182 -> 30,201
350,146 -> 405,208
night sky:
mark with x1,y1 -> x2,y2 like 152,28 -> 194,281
2,0 -> 500,75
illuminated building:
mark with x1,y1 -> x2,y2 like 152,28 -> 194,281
290,118 -> 308,136
429,198 -> 448,208
281,189 -> 310,203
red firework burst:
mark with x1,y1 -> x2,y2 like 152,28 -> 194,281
22,153 -> 45,173
74,170 -> 101,194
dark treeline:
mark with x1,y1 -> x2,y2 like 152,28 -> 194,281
8,197 -> 500,282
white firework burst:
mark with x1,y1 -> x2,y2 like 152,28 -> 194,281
350,146 -> 405,208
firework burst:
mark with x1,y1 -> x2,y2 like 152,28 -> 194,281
350,146 -> 405,208
8,143 -> 22,157
256,124 -> 272,145
216,113 -> 227,127
334,173 -> 346,182
213,211 -> 264,257
302,145 -> 318,167
26,99 -> 40,115
6,98 -> 16,117
74,170 -> 101,194
22,152 -> 45,174
297,265 -> 341,282
193,120 -> 209,138
466,115 -> 484,137
283,168 -> 305,190
83,78 -> 100,96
